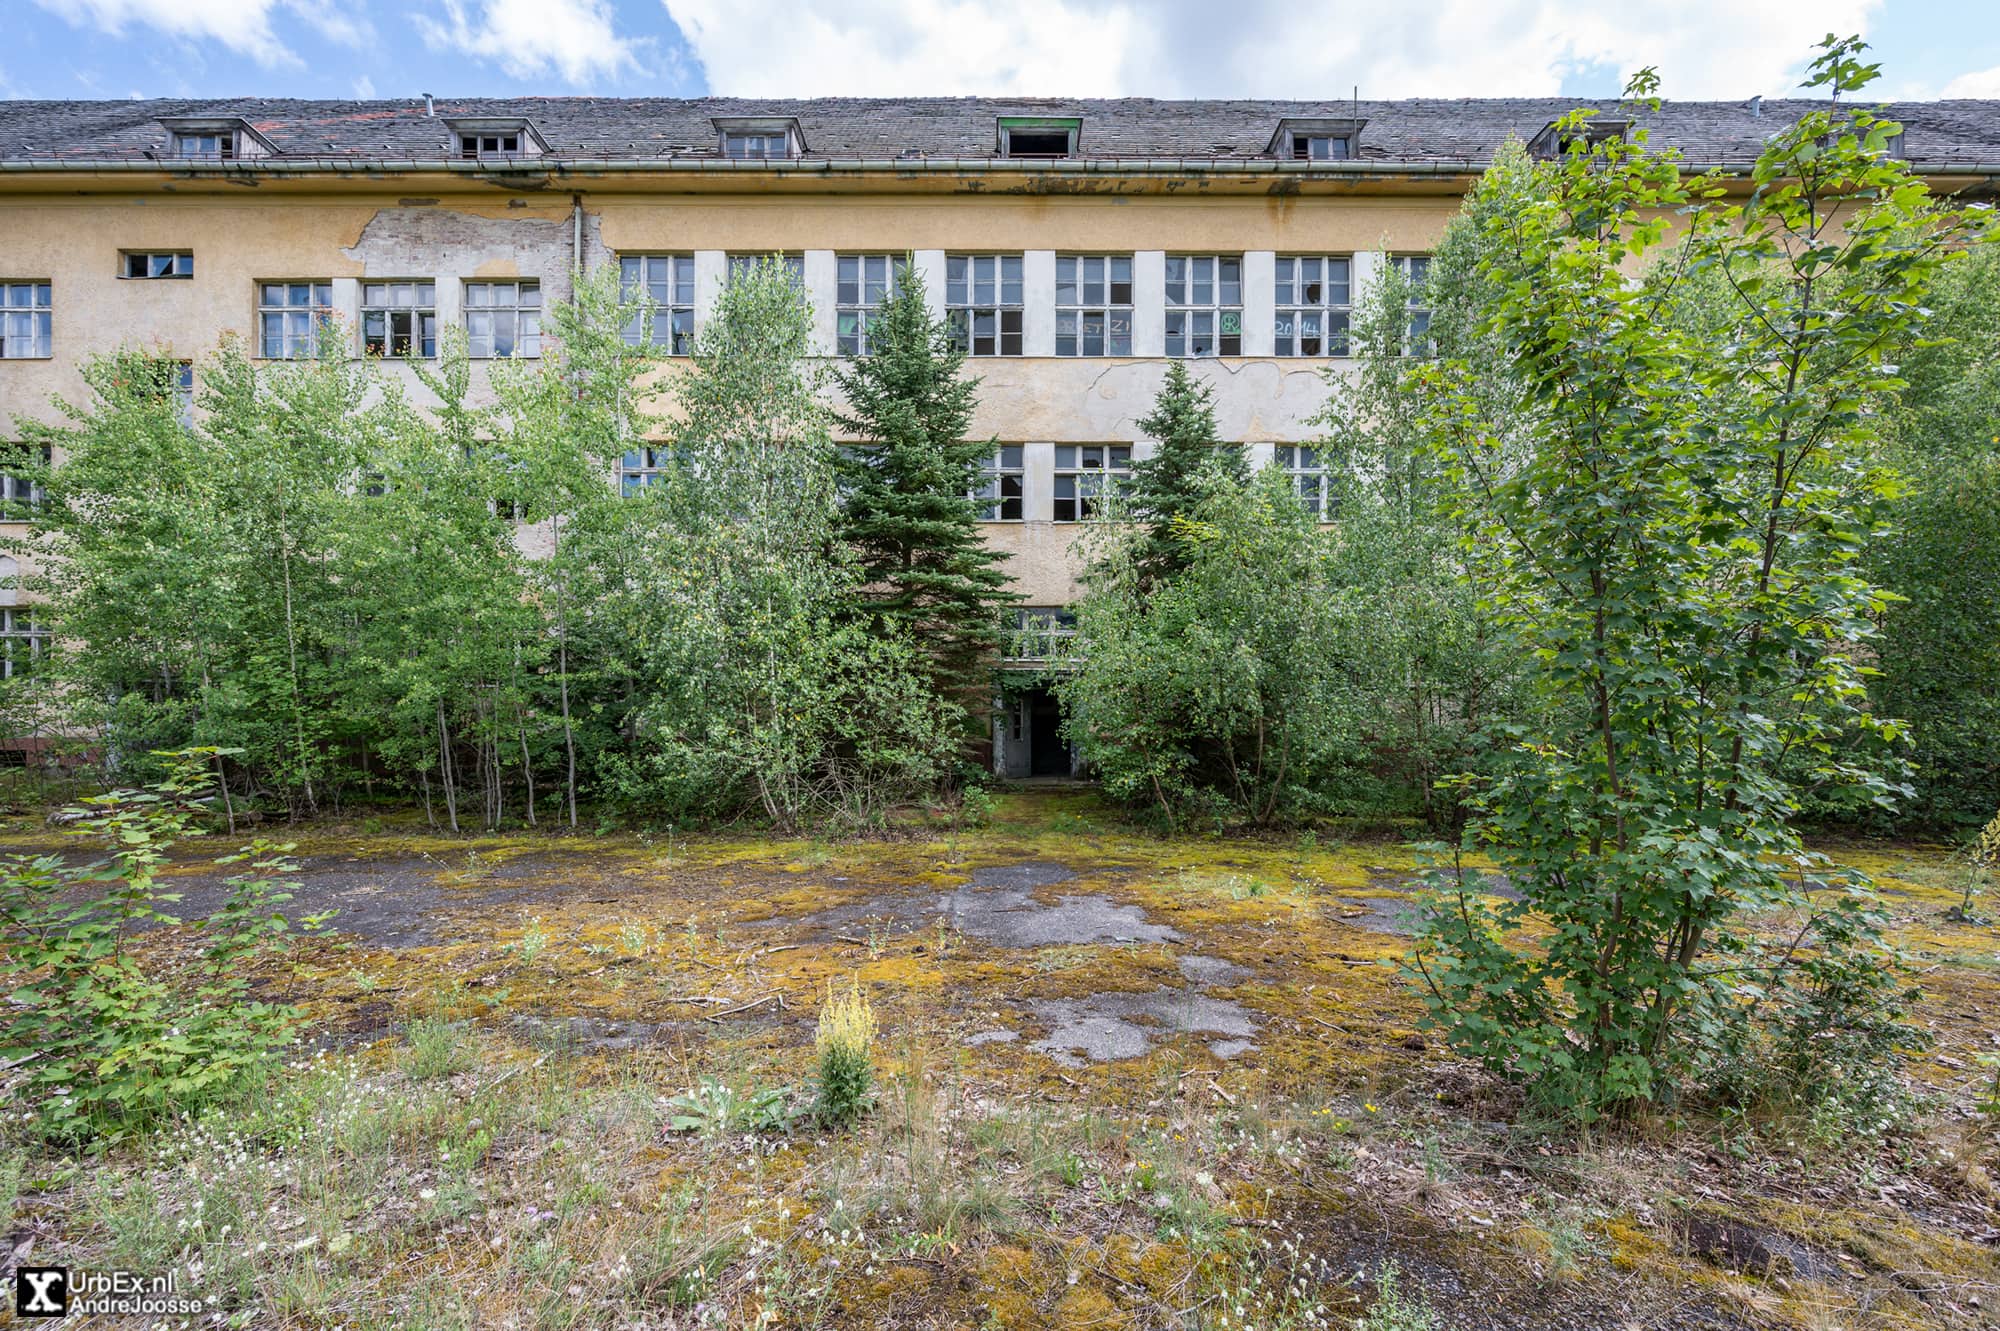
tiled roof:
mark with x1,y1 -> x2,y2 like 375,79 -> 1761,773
1,96 -> 1998,168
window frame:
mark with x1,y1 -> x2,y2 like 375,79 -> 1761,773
726,253 -> 807,289
1052,444 -> 1131,522
722,131 -> 790,159
997,117 -> 1081,158
619,255 -> 696,355
835,255 -> 905,357
361,280 -> 438,360
257,281 -> 336,360
945,255 -> 1024,357
173,130 -> 235,161
619,446 -> 678,497
1274,445 -> 1333,519
0,283 -> 52,360
973,444 -> 1025,521
463,280 -> 542,360
1392,255 -> 1433,354
0,606 -> 47,680
0,444 -> 49,519
459,132 -> 521,159
1291,133 -> 1353,160
1273,255 -> 1353,358
1165,255 -> 1243,358
1055,255 -> 1134,358
121,252 -> 193,281
1011,606 -> 1078,660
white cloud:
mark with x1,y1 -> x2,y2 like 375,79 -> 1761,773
32,0 -> 370,69
413,0 -> 645,87
353,73 -> 377,99
34,0 -> 299,67
1941,63 -> 2000,98
662,0 -> 1886,99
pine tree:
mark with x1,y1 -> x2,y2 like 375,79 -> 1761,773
1126,362 -> 1247,587
833,266 -> 1020,700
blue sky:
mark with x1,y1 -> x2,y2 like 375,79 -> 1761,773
4,0 -> 1997,104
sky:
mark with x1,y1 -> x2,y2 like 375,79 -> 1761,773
2,0 -> 1997,105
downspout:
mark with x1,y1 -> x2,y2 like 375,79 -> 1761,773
571,193 -> 582,272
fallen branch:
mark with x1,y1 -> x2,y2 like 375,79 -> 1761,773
704,993 -> 784,1022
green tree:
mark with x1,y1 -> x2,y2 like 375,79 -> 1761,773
1124,362 -> 1247,588
1871,241 -> 2000,828
1056,466 -> 1359,828
1406,45 -> 1979,1119
612,258 -> 958,830
1314,216 -> 1525,828
833,266 -> 1019,710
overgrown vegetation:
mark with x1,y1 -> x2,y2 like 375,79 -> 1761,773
0,749 -> 313,1142
1403,46 -> 1982,1122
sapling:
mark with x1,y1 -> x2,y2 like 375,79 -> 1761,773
814,976 -> 876,1127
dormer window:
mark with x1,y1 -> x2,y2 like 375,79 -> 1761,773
1268,118 -> 1365,162
447,119 -> 547,161
714,117 -> 803,161
998,117 -> 1080,159
174,130 -> 235,160
1530,118 -> 1630,159
161,117 -> 273,162
462,131 -> 519,158
1291,133 -> 1352,161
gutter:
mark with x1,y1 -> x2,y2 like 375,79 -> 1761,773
1,156 -> 1994,180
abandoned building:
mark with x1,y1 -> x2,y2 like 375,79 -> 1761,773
1,96 -> 1997,776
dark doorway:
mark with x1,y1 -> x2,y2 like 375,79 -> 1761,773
1026,687 -> 1068,776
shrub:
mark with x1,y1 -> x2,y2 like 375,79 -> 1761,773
0,749 -> 310,1142
814,977 -> 876,1127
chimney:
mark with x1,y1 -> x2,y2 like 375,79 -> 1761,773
422,93 -> 435,117
1749,94 -> 1762,118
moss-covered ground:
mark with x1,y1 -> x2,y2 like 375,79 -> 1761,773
2,789 -> 1994,1329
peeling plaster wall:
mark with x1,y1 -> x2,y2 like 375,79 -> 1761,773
0,184 -> 1457,610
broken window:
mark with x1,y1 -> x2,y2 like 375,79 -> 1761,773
1392,255 -> 1432,355
464,281 -> 541,359
0,284 -> 52,360
173,131 -> 234,160
1165,255 -> 1242,357
1052,444 -> 1131,522
722,131 -> 791,159
122,253 -> 193,280
0,607 -> 47,680
362,282 -> 437,360
1274,256 -> 1352,357
1274,445 -> 1334,518
972,445 -> 1025,520
1291,134 -> 1352,160
459,132 -> 521,159
258,282 -> 336,359
619,256 -> 696,354
998,117 -> 1080,158
836,255 -> 905,356
0,444 -> 48,519
946,255 -> 1023,357
1055,256 -> 1133,357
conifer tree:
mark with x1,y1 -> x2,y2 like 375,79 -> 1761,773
1126,362 -> 1247,587
833,266 -> 1019,700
